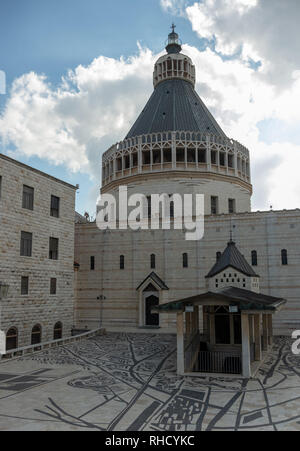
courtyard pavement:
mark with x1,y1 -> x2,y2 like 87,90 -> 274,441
0,333 -> 299,431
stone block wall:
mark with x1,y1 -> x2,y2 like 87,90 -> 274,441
0,154 -> 77,348
74,209 -> 300,336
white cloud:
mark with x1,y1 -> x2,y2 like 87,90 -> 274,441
180,43 -> 300,210
160,0 -> 300,210
0,45 -> 156,178
1,2 -> 300,212
186,0 -> 300,88
160,0 -> 188,15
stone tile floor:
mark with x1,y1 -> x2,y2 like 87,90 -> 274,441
0,334 -> 299,431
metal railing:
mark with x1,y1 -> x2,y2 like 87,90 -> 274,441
0,328 -> 105,363
195,350 -> 242,374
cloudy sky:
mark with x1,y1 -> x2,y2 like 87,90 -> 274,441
0,0 -> 299,215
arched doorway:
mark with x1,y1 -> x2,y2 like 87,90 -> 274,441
6,327 -> 18,351
137,274 -> 169,327
145,294 -> 159,326
31,324 -> 42,345
53,322 -> 63,340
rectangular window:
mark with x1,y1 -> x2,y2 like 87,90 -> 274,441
147,196 -> 151,218
211,196 -> 218,215
21,276 -> 29,295
90,256 -> 95,270
22,185 -> 34,210
20,231 -> 32,257
50,278 -> 57,295
228,198 -> 236,214
183,253 -> 188,268
150,254 -> 156,269
281,249 -> 288,265
251,250 -> 258,266
49,237 -> 59,260
0,175 -> 2,199
120,255 -> 125,270
50,195 -> 60,218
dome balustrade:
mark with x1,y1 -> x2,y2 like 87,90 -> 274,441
102,131 -> 251,188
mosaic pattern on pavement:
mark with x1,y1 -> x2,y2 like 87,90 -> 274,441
0,334 -> 299,431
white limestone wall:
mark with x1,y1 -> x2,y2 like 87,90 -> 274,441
75,209 -> 300,336
103,175 -> 251,216
208,269 -> 260,293
0,155 -> 76,347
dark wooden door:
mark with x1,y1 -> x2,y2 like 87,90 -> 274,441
145,295 -> 159,326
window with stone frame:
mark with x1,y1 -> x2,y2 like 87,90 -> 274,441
49,237 -> 59,260
150,254 -> 156,269
21,276 -> 29,295
211,196 -> 218,215
251,250 -> 258,266
22,185 -> 34,210
6,328 -> 18,351
228,198 -> 236,214
50,195 -> 60,218
54,322 -> 63,340
147,196 -> 151,218
31,325 -> 42,345
20,231 -> 32,257
170,199 -> 174,218
90,256 -> 95,270
183,253 -> 188,268
281,249 -> 288,265
50,278 -> 57,295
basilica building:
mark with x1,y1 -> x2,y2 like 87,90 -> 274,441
74,28 -> 300,339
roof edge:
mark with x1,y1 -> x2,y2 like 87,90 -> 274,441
0,153 -> 78,190
205,264 -> 260,279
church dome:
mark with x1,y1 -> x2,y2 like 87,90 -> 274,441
126,26 -> 226,139
126,78 -> 226,139
101,27 -> 252,216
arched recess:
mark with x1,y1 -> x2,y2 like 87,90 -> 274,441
6,327 -> 18,351
31,324 -> 42,345
54,322 -> 63,340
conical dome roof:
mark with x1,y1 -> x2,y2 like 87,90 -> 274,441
126,79 -> 226,139
126,27 -> 227,140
